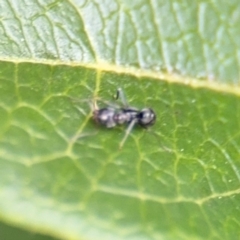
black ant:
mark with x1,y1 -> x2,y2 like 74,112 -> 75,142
93,88 -> 156,148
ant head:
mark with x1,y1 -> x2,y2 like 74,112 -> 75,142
138,108 -> 156,127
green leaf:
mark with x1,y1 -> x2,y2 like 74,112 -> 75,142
1,1 -> 240,240
0,221 -> 57,240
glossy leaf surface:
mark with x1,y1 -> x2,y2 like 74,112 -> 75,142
0,1 -> 240,240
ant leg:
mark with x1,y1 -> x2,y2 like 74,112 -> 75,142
116,88 -> 129,107
119,119 -> 137,149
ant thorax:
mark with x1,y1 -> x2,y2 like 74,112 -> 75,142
93,107 -> 138,128
114,108 -> 138,125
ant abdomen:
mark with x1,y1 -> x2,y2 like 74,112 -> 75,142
138,108 -> 156,127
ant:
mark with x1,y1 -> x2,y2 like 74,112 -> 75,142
93,88 -> 156,148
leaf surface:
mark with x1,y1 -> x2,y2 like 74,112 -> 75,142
0,1 -> 240,240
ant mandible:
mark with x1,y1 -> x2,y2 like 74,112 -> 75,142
93,88 -> 156,148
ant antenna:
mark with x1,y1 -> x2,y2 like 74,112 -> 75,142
116,88 -> 129,107
92,99 -> 98,111
119,118 -> 137,149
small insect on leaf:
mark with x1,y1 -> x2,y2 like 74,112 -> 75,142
93,88 -> 156,148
